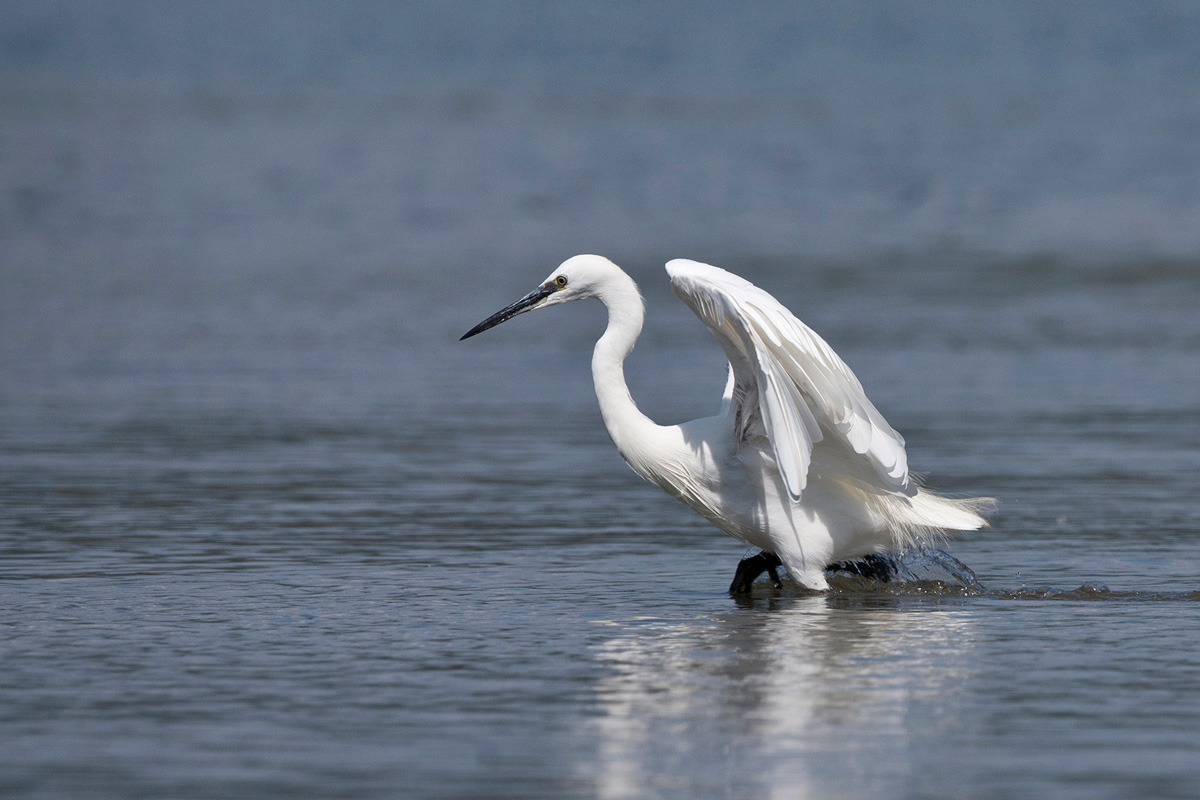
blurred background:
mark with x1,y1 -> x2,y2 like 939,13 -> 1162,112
4,0 -> 1199,447
3,3 -> 1200,798
3,0 -> 1200,412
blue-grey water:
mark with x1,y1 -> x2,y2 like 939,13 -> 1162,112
3,3 -> 1200,798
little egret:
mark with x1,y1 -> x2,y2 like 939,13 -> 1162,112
462,255 -> 992,591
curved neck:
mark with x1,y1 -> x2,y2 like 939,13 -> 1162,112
590,274 -> 663,464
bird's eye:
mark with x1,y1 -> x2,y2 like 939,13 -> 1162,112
554,275 -> 568,288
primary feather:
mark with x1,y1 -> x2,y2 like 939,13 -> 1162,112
667,259 -> 910,501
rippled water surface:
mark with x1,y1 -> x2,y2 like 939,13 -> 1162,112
5,3 -> 1200,798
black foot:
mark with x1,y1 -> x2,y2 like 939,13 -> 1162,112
825,552 -> 898,582
729,551 -> 784,594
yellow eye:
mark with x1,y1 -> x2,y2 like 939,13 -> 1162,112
554,275 -> 568,288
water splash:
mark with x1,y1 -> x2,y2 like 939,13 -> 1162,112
747,549 -> 1200,602
821,548 -> 984,595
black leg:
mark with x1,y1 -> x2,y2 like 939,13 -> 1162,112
825,552 -> 897,582
729,551 -> 783,594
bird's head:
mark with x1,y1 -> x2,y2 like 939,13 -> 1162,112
460,254 -> 619,340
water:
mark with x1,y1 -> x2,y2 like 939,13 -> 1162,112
3,3 -> 1200,798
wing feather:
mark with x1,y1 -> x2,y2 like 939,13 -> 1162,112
667,258 -> 910,500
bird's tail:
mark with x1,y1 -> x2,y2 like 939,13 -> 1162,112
906,489 -> 995,533
864,487 -> 995,549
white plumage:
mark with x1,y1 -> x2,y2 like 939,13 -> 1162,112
462,255 -> 992,590
668,259 -> 910,501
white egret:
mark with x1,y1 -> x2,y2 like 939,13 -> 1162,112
462,255 -> 992,591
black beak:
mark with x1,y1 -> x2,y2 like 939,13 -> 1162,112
460,285 -> 554,340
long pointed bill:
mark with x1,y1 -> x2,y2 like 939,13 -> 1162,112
460,285 -> 554,340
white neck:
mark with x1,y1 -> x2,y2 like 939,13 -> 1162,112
590,272 -> 665,471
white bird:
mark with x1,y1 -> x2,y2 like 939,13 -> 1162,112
462,255 -> 992,591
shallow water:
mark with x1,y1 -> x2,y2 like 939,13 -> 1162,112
5,4 -> 1200,798
4,235 -> 1199,800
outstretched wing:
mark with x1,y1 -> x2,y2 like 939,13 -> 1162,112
667,259 -> 910,501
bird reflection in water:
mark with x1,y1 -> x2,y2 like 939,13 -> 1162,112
584,597 -> 980,798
